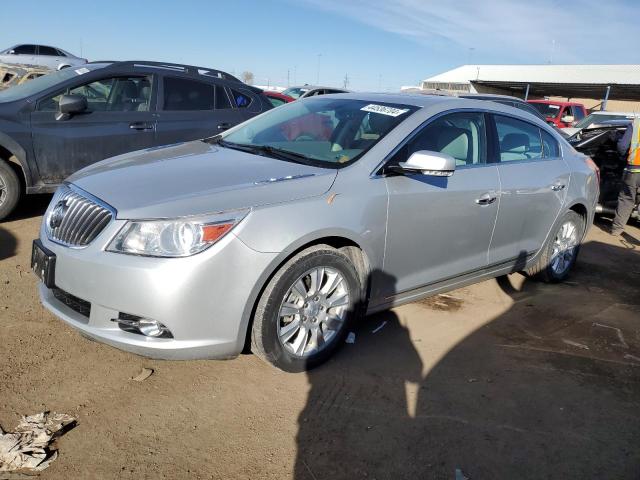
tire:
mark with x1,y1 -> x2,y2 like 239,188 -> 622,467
0,160 -> 21,221
526,210 -> 585,283
251,245 -> 362,372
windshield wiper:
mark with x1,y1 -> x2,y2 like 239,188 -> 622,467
214,140 -> 313,165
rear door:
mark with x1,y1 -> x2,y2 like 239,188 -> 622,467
488,114 -> 569,265
154,76 -> 244,145
381,111 -> 500,298
30,74 -> 157,183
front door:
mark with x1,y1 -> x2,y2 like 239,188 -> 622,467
381,111 -> 500,300
488,114 -> 570,265
30,75 -> 157,183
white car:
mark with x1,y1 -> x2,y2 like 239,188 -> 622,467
563,111 -> 640,136
0,44 -> 87,70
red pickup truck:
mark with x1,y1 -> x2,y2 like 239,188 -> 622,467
527,100 -> 587,128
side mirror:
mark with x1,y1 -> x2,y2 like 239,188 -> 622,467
8,50 -> 16,55
56,94 -> 87,120
396,150 -> 456,177
561,115 -> 575,124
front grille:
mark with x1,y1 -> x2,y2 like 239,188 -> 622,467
45,185 -> 114,247
51,287 -> 91,320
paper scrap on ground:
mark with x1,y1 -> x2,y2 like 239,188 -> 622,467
0,412 -> 76,473
345,332 -> 356,344
131,367 -> 154,382
372,321 -> 387,334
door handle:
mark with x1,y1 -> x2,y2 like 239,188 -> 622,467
129,121 -> 154,131
475,192 -> 498,205
217,122 -> 231,131
551,183 -> 566,191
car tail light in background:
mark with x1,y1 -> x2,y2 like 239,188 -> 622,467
584,156 -> 600,183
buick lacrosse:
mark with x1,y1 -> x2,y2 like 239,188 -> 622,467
33,93 -> 599,371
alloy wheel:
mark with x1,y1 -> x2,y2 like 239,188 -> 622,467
277,267 -> 350,358
550,220 -> 579,276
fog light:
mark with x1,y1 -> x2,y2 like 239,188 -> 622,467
113,314 -> 173,338
137,319 -> 170,337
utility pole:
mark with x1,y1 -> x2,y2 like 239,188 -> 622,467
378,74 -> 382,91
343,73 -> 349,89
287,69 -> 290,87
316,54 -> 322,84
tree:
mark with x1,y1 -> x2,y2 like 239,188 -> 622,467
241,71 -> 254,85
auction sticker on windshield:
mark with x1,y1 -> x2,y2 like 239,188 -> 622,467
361,104 -> 410,117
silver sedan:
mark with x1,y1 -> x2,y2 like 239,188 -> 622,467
33,93 -> 599,371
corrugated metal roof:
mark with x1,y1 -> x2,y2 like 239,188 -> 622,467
424,65 -> 640,85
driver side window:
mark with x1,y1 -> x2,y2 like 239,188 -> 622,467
400,111 -> 487,167
37,76 -> 152,112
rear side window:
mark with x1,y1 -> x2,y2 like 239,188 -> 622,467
215,86 -> 232,109
541,130 -> 559,158
230,88 -> 252,108
39,46 -> 59,56
163,77 -> 214,111
494,115 -> 543,162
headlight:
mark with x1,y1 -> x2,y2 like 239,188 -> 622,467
106,209 -> 249,257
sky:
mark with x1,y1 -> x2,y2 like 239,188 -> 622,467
3,0 -> 639,91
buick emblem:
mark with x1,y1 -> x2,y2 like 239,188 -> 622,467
49,201 -> 69,229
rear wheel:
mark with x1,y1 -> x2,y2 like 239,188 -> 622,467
526,210 -> 584,283
0,161 -> 21,221
251,245 -> 362,372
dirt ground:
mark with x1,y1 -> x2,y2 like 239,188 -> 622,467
1,196 -> 640,479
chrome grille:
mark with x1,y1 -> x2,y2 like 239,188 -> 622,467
45,185 -> 114,247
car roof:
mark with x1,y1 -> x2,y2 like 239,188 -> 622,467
85,60 -> 242,83
527,99 -> 583,106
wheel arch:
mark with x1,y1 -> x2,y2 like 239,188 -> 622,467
566,201 -> 590,240
0,134 -> 33,188
239,234 -> 372,353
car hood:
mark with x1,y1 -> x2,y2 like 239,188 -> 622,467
67,140 -> 337,219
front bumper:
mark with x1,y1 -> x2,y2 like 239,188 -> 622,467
38,221 -> 278,360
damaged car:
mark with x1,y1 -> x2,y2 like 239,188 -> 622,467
569,120 -> 639,220
33,94 -> 598,372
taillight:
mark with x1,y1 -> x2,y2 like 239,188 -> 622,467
584,156 -> 600,183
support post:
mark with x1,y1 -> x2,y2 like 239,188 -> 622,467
524,84 -> 530,101
602,86 -> 611,111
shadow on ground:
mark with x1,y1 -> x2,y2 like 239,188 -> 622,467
295,239 -> 640,479
0,225 -> 17,261
5,194 -> 52,222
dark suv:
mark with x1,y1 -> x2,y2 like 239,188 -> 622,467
0,61 -> 272,219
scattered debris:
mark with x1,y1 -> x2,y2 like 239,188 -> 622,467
562,339 -> 590,350
371,321 -> 387,334
0,412 -> 76,474
624,354 -> 640,363
131,368 -> 154,382
455,467 -> 470,480
467,378 -> 478,383
345,332 -> 356,344
417,294 -> 463,311
592,323 -> 629,349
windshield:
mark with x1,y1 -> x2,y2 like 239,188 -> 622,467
574,113 -> 629,129
0,64 -> 105,102
529,103 -> 562,118
281,87 -> 310,99
222,98 -> 417,167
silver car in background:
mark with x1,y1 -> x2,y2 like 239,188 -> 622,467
32,93 -> 599,371
0,44 -> 87,70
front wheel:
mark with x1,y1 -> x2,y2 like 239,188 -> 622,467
0,161 -> 21,221
251,245 -> 362,372
526,210 -> 584,283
